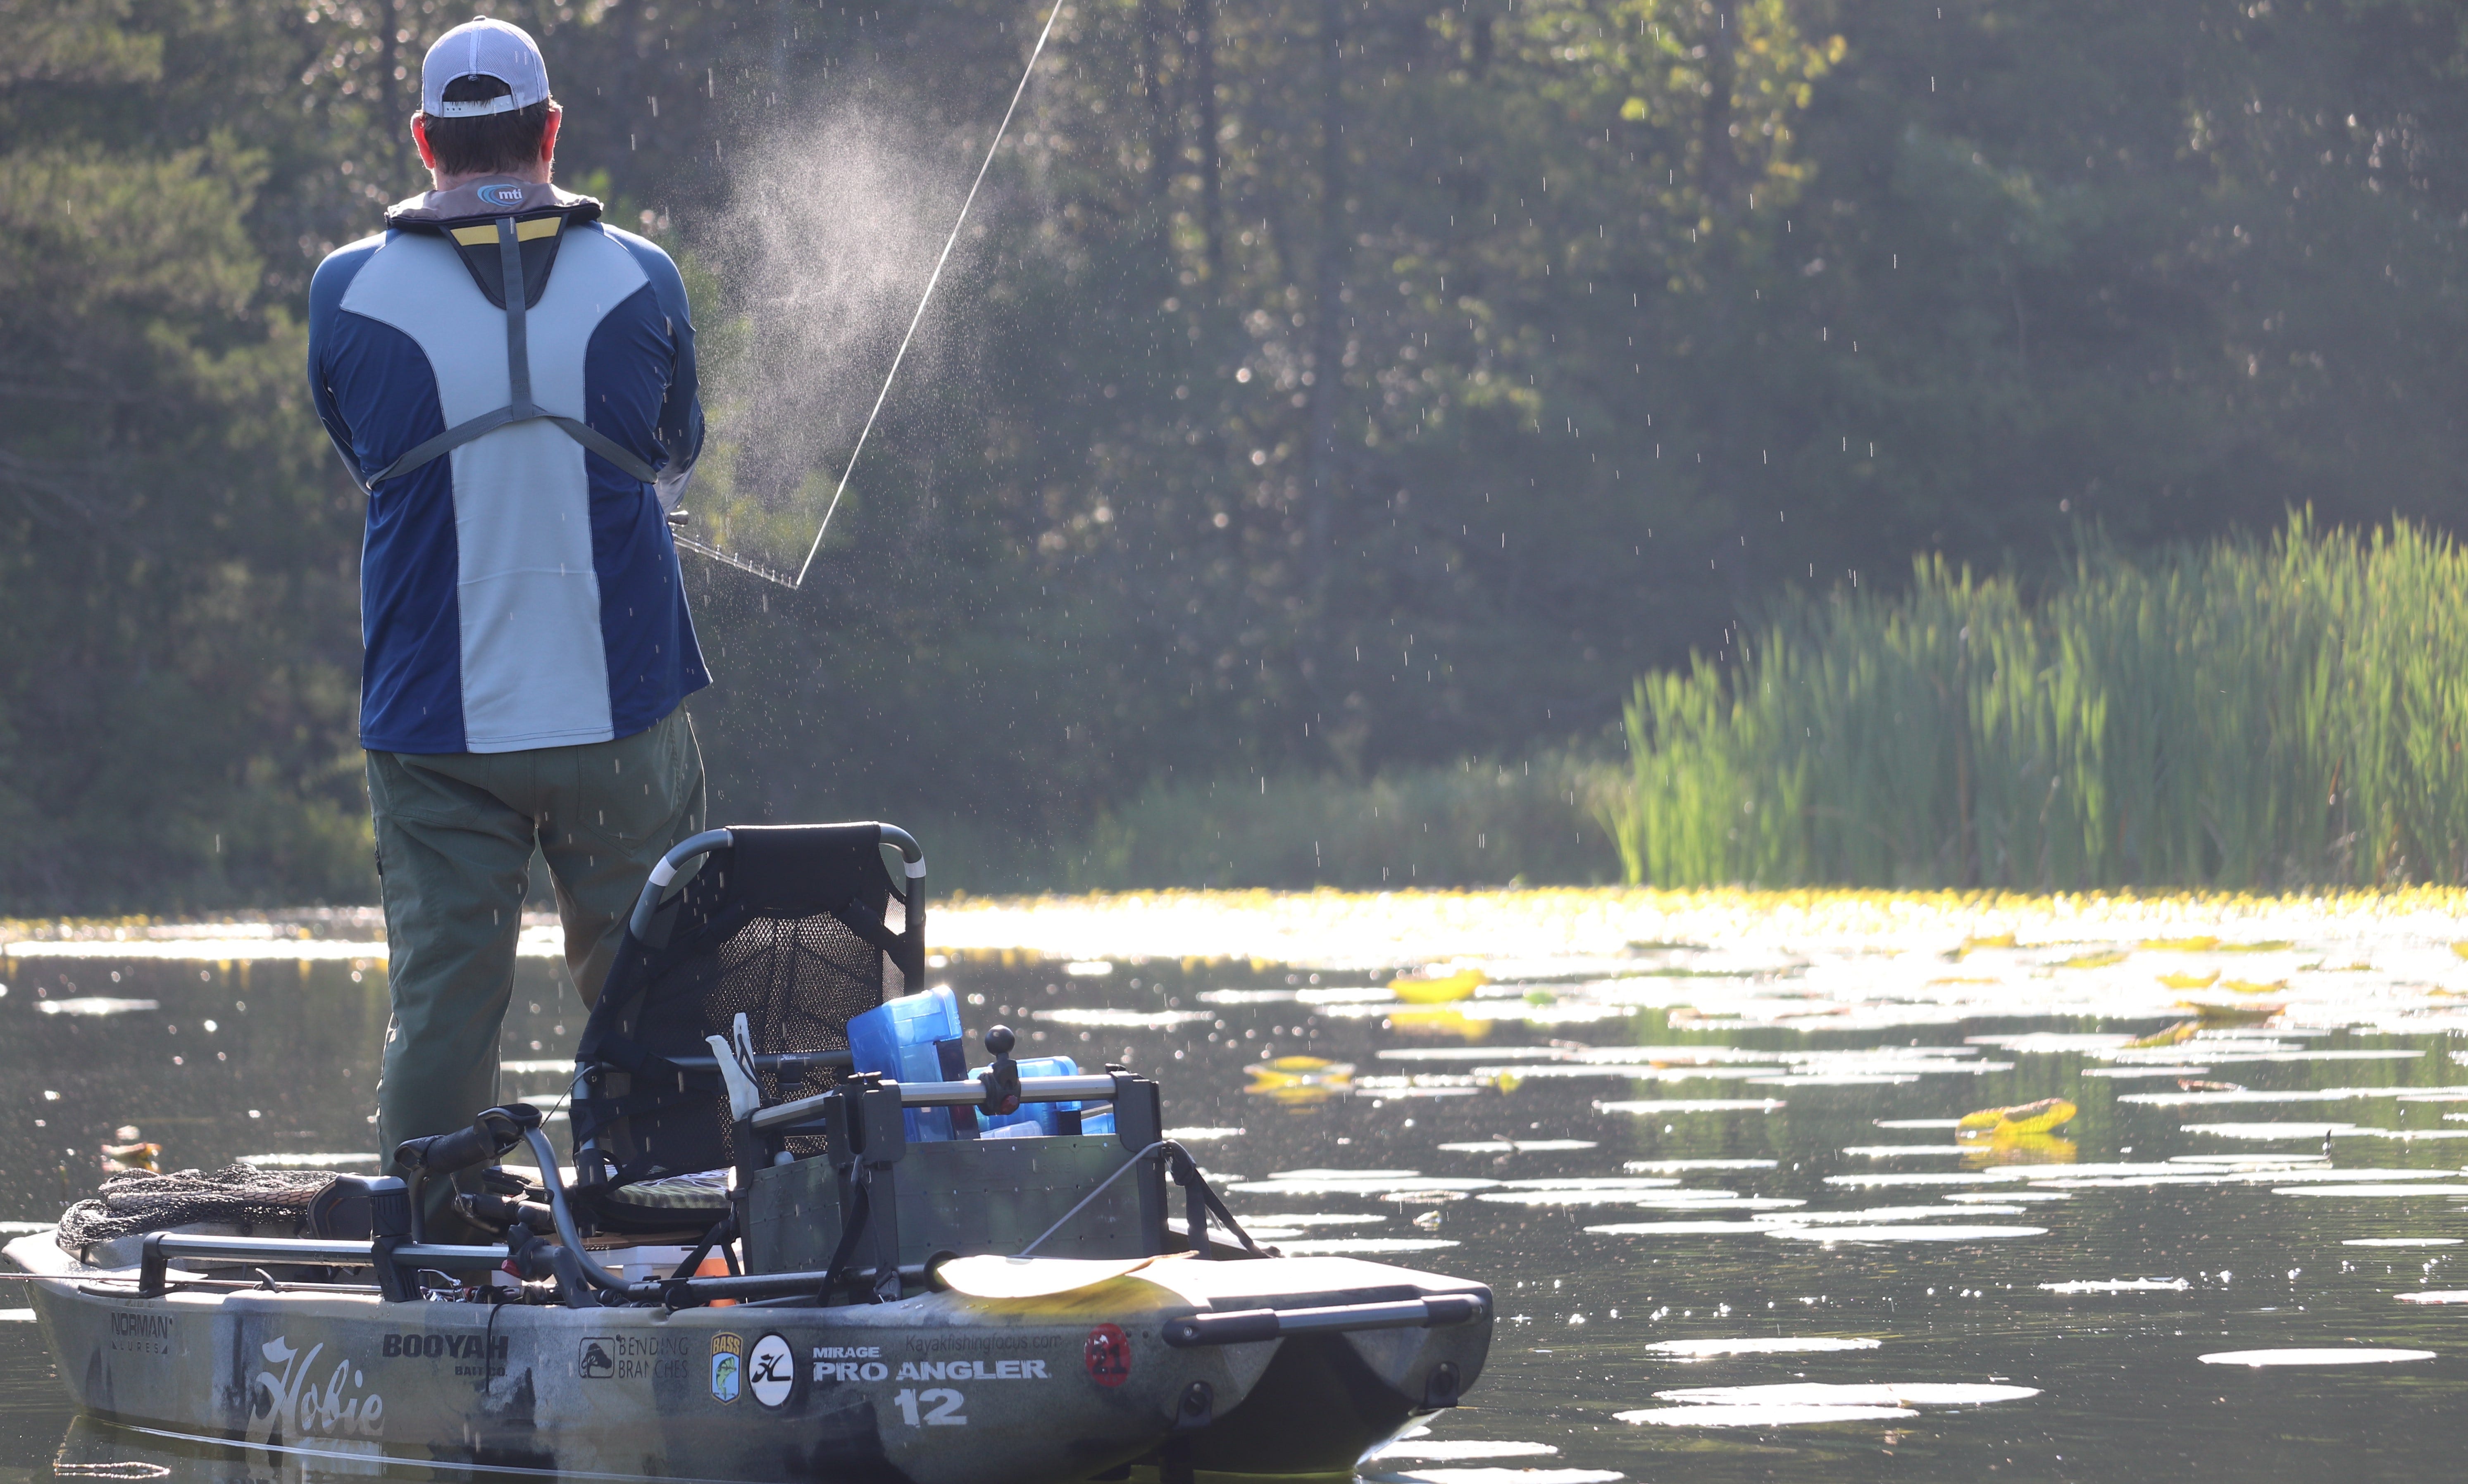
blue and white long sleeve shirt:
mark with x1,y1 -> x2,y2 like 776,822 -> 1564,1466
309,179 -> 710,755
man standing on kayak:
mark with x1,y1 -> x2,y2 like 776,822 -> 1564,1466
305,17 -> 710,1212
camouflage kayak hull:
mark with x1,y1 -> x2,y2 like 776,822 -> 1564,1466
8,1234 -> 1490,1483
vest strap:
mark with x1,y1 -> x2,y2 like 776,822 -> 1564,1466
364,216 -> 661,490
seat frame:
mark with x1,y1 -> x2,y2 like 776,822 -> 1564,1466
565,823 -> 924,1231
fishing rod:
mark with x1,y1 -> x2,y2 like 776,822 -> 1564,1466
673,0 -> 1066,592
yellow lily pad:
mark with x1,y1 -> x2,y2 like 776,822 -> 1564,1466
2158,971 -> 2220,990
1944,932 -> 2018,962
2125,1020 -> 2200,1048
1244,1056 -> 1355,1103
1958,1097 -> 2077,1136
1391,968 -> 1486,1004
2141,936 -> 2222,952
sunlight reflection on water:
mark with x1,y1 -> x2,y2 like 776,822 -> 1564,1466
7,889 -> 2468,1479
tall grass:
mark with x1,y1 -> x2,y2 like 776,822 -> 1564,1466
1602,515 -> 2468,889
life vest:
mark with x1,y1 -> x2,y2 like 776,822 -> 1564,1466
363,179 -> 659,489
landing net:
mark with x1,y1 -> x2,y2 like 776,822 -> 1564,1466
56,1165 -> 331,1251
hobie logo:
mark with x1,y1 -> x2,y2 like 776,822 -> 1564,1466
480,184 -> 526,207
710,1333 -> 743,1403
748,1334 -> 794,1409
251,1337 -> 385,1440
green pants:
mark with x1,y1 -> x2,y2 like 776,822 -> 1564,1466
367,706 -> 705,1175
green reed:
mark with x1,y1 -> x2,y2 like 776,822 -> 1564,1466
1601,514 -> 2468,888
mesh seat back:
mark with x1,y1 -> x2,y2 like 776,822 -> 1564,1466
572,824 -> 920,1194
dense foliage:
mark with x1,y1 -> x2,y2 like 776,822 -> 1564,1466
5,0 -> 2466,907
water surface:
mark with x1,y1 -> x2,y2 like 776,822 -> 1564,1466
6,908 -> 2468,1482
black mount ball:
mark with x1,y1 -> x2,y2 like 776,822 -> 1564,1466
984,1025 -> 1016,1057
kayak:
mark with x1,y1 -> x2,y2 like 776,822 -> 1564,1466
9,1229 -> 1487,1483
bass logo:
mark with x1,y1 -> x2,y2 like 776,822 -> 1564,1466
710,1333 -> 743,1403
579,1337 -> 616,1379
748,1334 -> 795,1408
1084,1325 -> 1131,1388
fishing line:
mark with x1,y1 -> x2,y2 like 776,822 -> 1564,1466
677,2 -> 1064,590
791,0 -> 1063,587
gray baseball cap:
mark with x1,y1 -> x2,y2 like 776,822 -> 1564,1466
420,17 -> 551,117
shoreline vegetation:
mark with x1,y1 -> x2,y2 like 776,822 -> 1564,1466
1603,516 -> 2468,892
924,751 -> 1624,892
14,884 -> 2468,968
946,515 -> 2468,895
14,879 -> 2468,938
25,516 -> 2468,906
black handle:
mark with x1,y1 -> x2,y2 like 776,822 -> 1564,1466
1162,1293 -> 1489,1347
978,1025 -> 1022,1115
393,1105 -> 540,1178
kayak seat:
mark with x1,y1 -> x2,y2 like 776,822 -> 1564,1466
594,1169 -> 732,1234
567,823 -> 926,1234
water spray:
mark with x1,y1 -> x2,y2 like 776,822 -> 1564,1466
673,1 -> 1065,591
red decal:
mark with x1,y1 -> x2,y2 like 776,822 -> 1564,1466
1084,1324 -> 1131,1387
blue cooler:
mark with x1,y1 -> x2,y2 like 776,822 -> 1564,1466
846,987 -> 964,1141
969,1055 -> 1082,1137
